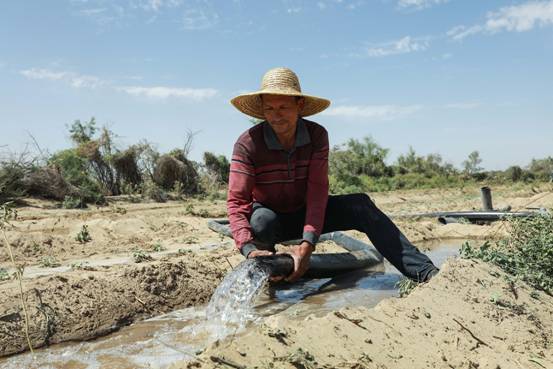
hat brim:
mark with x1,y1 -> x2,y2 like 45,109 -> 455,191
231,90 -> 331,120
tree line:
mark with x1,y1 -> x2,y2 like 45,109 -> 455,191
1,118 -> 552,206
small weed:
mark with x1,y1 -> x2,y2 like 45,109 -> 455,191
184,203 -> 194,213
112,206 -> 127,215
0,267 -> 9,281
75,225 -> 92,243
129,194 -> 142,203
39,256 -> 60,268
142,180 -> 167,203
70,261 -> 90,270
183,203 -> 210,218
132,249 -> 153,263
396,277 -> 419,297
279,348 -> 316,369
152,243 -> 166,252
489,292 -> 502,305
177,248 -> 191,255
182,236 -> 199,244
62,195 -> 83,209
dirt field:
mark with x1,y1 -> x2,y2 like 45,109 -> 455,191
186,258 -> 553,369
1,184 -> 552,364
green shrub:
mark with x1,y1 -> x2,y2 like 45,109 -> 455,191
395,147 -> 457,177
528,157 -> 553,181
141,180 -> 168,202
329,137 -> 392,182
461,213 -> 553,295
39,256 -> 61,268
203,152 -> 230,184
75,224 -> 92,243
504,166 -> 523,182
0,267 -> 9,281
49,149 -> 104,204
132,249 -> 152,263
396,277 -> 419,297
0,161 -> 28,202
63,195 -> 84,209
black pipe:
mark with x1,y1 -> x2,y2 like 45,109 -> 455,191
252,252 -> 381,279
207,219 -> 383,279
393,211 -> 537,224
434,211 -> 536,224
254,254 -> 294,278
480,187 -> 493,211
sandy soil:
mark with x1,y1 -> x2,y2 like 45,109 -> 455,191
185,258 -> 553,369
1,183 -> 552,360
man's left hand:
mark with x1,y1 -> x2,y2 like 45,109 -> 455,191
281,241 -> 313,282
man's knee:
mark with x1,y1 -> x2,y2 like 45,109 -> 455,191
250,207 -> 279,246
344,193 -> 380,222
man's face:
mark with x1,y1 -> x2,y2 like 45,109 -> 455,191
261,94 -> 304,136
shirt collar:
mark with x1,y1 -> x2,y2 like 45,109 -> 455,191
263,118 -> 311,151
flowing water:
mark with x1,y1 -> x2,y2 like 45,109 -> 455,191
0,239 -> 464,369
205,258 -> 271,340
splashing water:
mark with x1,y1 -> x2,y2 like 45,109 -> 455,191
205,258 -> 271,340
0,259 -> 271,369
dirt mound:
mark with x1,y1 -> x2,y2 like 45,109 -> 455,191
0,257 -> 224,357
185,258 -> 553,369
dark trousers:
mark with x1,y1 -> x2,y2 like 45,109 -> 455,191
250,193 -> 438,282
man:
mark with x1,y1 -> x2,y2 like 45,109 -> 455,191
228,67 -> 438,282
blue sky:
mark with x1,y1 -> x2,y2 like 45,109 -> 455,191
1,0 -> 552,170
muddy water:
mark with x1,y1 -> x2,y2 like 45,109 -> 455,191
1,240 -> 463,369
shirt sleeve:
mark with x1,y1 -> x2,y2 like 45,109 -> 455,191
227,141 -> 256,252
302,127 -> 329,246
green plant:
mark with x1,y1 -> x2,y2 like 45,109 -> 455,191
183,203 -> 211,218
0,267 -> 9,281
203,152 -> 230,184
70,261 -> 90,270
182,236 -> 199,244
39,256 -> 60,268
396,277 -> 419,297
75,225 -> 92,243
141,180 -> 168,203
152,243 -> 166,252
49,148 -> 104,205
461,213 -> 553,295
489,292 -> 502,305
112,206 -> 127,215
280,348 -> 316,369
463,150 -> 483,176
132,249 -> 153,263
62,195 -> 83,209
0,160 -> 28,202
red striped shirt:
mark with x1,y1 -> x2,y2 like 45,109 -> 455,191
227,118 -> 329,251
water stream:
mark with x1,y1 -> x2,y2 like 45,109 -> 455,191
1,239 -> 464,369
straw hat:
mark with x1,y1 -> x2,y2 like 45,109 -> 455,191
231,67 -> 331,119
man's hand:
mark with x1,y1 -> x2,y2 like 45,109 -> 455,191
247,249 -> 274,259
247,249 -> 286,282
282,241 -> 313,282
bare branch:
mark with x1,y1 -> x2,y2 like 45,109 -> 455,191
183,129 -> 201,158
